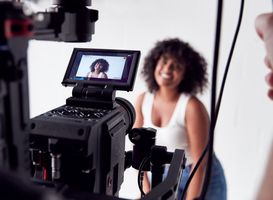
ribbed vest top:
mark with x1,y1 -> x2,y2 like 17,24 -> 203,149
142,92 -> 193,165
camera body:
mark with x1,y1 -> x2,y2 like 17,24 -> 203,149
30,99 -> 129,196
29,47 -> 140,197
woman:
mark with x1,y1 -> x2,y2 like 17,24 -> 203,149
86,58 -> 109,78
133,38 -> 226,200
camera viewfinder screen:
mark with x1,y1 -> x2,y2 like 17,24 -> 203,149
62,48 -> 140,91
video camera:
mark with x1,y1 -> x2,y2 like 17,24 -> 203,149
0,1 -> 186,200
29,47 -> 141,196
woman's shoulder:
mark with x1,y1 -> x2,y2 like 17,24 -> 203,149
101,72 -> 108,78
135,91 -> 153,109
133,92 -> 148,128
135,92 -> 146,105
136,91 -> 154,102
186,96 -> 209,119
187,96 -> 205,110
86,71 -> 90,77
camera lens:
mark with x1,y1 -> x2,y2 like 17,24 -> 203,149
115,97 -> 136,133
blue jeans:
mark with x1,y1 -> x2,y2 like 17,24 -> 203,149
154,155 -> 227,200
148,155 -> 227,200
163,154 -> 227,200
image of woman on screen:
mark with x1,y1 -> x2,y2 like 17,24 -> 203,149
86,58 -> 109,79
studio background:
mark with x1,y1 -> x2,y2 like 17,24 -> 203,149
27,0 -> 273,199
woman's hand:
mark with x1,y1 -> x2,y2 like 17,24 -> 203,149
255,13 -> 273,100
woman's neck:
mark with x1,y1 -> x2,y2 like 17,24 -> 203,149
155,88 -> 181,102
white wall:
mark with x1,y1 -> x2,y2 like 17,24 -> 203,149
27,0 -> 273,199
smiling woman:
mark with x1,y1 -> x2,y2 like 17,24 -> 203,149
86,58 -> 109,79
133,38 -> 227,200
154,55 -> 186,91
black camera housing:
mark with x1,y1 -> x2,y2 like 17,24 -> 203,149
29,48 -> 140,197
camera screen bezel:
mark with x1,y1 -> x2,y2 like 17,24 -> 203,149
62,48 -> 140,91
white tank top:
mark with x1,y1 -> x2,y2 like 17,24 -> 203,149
88,72 -> 103,78
142,92 -> 193,165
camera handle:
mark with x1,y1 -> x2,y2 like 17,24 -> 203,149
128,127 -> 156,171
126,128 -> 187,199
150,145 -> 173,189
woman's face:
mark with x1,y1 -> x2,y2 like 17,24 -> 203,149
154,54 -> 186,90
94,62 -> 104,72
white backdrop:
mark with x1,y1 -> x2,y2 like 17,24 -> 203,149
28,0 -> 273,199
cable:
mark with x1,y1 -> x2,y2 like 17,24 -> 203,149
180,0 -> 245,199
197,0 -> 222,197
138,155 -> 151,197
215,0 -> 244,121
181,144 -> 208,200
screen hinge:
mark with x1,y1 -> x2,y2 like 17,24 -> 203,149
66,83 -> 117,109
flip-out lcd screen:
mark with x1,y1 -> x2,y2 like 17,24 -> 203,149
62,48 -> 140,91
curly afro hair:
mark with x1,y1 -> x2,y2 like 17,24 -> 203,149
142,38 -> 208,95
90,59 -> 109,73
